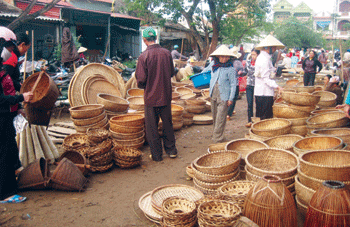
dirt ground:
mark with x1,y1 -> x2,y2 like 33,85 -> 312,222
0,95 -> 304,227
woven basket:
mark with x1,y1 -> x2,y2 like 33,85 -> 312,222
293,136 -> 344,156
282,117 -> 308,126
127,96 -> 144,111
186,105 -> 206,114
293,86 -> 315,93
310,128 -> 350,144
59,151 -> 89,175
109,122 -> 144,134
69,104 -> 105,119
201,89 -> 210,98
74,116 -> 109,133
191,163 -> 240,183
299,150 -> 350,181
183,118 -> 193,126
312,91 -> 337,107
285,79 -> 300,87
198,200 -> 241,226
193,151 -> 241,175
71,111 -> 106,126
193,182 -> 219,196
208,142 -> 228,152
172,92 -> 181,100
310,109 -> 342,115
251,118 -> 292,137
245,148 -> 299,178
127,88 -> 144,97
86,128 -> 109,144
281,92 -> 320,106
180,93 -> 196,100
109,128 -> 144,140
185,98 -> 206,106
264,134 -> 304,151
273,104 -> 310,118
290,125 -> 308,136
63,133 -> 89,151
248,129 -> 271,142
172,120 -> 184,131
306,111 -> 349,129
90,151 -> 113,166
90,162 -> 114,172
193,174 -> 239,190
96,93 -> 129,112
171,104 -> 184,116
245,166 -> 296,187
17,158 -> 49,190
295,176 -> 315,206
113,133 -> 144,145
225,139 -> 268,159
86,139 -> 113,158
161,197 -> 197,226
288,104 -> 316,113
295,195 -> 308,218
175,87 -> 193,96
109,114 -> 145,127
186,165 -> 194,178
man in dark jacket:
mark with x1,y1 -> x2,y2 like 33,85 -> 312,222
135,27 -> 177,161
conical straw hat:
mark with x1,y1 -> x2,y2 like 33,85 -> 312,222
255,35 -> 285,50
78,47 -> 87,53
210,45 -> 235,57
230,46 -> 242,58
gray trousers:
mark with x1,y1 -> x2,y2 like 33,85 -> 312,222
211,83 -> 228,143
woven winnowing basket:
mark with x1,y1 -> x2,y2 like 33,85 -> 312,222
264,134 -> 304,151
225,139 -> 269,159
295,176 -> 315,206
292,136 -> 344,156
310,128 -> 350,144
109,114 -> 145,127
281,91 -> 320,106
245,148 -> 299,179
193,150 -> 241,175
251,118 -> 292,137
191,163 -> 240,183
306,111 -> 349,129
198,200 -> 241,226
272,104 -> 310,118
299,150 -> 350,182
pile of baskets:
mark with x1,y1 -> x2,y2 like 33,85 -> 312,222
249,118 -> 292,141
183,112 -> 194,126
69,104 -> 109,133
171,104 -> 184,131
245,148 -> 299,194
191,151 -> 242,195
96,93 -> 129,119
109,114 -> 145,149
112,145 -> 142,169
161,197 -> 197,227
295,150 -> 350,216
185,98 -> 207,114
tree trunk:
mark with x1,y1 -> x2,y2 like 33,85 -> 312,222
207,19 -> 220,58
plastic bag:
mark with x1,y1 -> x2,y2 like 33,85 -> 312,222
13,114 -> 28,135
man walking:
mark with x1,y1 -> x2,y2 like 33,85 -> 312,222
135,27 -> 177,162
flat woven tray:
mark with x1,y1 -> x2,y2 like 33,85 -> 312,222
138,191 -> 162,223
151,184 -> 204,212
193,115 -> 213,125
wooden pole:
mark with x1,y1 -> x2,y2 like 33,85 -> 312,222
180,38 -> 184,58
31,30 -> 34,75
339,39 -> 344,83
23,31 -> 29,81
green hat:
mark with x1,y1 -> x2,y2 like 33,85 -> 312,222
142,27 -> 156,38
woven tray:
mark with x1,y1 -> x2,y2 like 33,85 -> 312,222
251,118 -> 292,137
281,91 -> 320,106
273,104 -> 310,118
264,134 -> 303,151
306,111 -> 349,129
138,192 -> 162,223
225,139 -> 268,159
193,115 -> 213,125
96,93 -> 129,112
293,136 -> 344,156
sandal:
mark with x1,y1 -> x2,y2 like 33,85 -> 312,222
0,195 -> 27,204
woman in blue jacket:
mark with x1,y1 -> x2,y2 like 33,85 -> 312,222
202,45 -> 236,143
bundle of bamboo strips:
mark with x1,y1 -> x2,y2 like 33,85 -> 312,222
18,125 -> 59,167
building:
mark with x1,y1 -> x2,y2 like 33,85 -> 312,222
273,0 -> 312,22
334,0 -> 350,39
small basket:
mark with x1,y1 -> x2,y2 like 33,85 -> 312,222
126,96 -> 144,111
90,162 -> 114,172
281,91 -> 320,106
96,93 -> 129,112
186,105 -> 206,114
63,133 -> 89,151
161,197 -> 196,222
113,146 -> 142,162
264,134 -> 304,151
109,122 -> 144,133
273,104 -> 310,118
198,200 -> 241,226
171,104 -> 184,116
306,111 -> 349,129
193,150 -> 241,175
109,128 -> 144,140
69,104 -> 104,119
127,88 -> 144,97
293,136 -> 344,156
109,114 -> 145,127
86,128 -> 109,144
251,118 -> 292,137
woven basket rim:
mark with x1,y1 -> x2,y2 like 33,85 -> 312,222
245,165 -> 297,182
293,136 -> 344,152
312,90 -> 337,100
299,150 -> 350,169
264,134 -> 304,148
69,104 -> 104,113
191,162 -> 240,178
198,200 -> 241,217
310,128 -> 350,137
297,167 -> 350,188
251,118 -> 292,132
194,150 -> 242,170
306,112 -> 348,125
97,93 -> 129,105
225,138 -> 269,152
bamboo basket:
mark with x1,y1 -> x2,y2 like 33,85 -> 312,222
245,166 -> 296,187
198,200 -> 241,226
175,87 -> 193,96
86,128 -> 109,144
312,91 -> 337,107
293,85 -> 315,93
306,111 -> 349,129
193,181 -> 219,196
244,175 -> 297,227
208,142 -> 228,152
109,114 -> 145,126
59,151 -> 89,175
304,181 -> 350,226
295,195 -> 308,218
193,174 -> 240,190
281,117 -> 308,126
172,92 -> 181,100
299,150 -> 350,181
251,118 -> 292,137
86,139 -> 113,158
264,134 -> 304,151
109,128 -> 144,140
185,98 -> 206,106
245,148 -> 299,178
127,96 -> 144,111
74,116 -> 108,133
161,197 -> 197,227
292,136 -> 344,156
281,91 -> 320,106
109,122 -> 144,134
290,125 -> 308,136
96,93 -> 129,112
186,105 -> 206,114
191,163 -> 240,183
248,129 -> 271,141
17,158 -> 50,190
180,93 -> 196,100
272,104 -> 310,118
71,111 -> 106,126
69,104 -> 105,119
63,133 -> 89,151
193,150 -> 241,175
171,104 -> 184,116
310,109 -> 342,115
295,176 -> 315,206
225,139 -> 268,160
288,104 -> 316,113
127,88 -> 144,97
309,128 -> 350,144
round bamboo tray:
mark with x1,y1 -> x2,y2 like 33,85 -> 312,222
295,175 -> 315,206
74,116 -> 109,133
127,96 -> 144,111
69,104 -> 105,119
193,150 -> 241,175
138,192 -> 162,223
293,86 -> 315,93
109,114 -> 145,127
293,136 -> 344,156
273,104 -> 310,118
71,111 -> 106,126
127,88 -> 144,97
281,117 -> 308,126
290,125 -> 308,137
281,92 -> 320,106
171,104 -> 184,116
299,150 -> 350,181
225,139 -> 268,160
264,134 -> 304,151
191,163 -> 240,183
251,118 -> 292,137
96,93 -> 129,112
310,128 -> 350,144
248,129 -> 271,142
180,93 -> 196,100
109,128 -> 144,140
198,200 -> 241,226
175,87 -> 193,96
312,91 -> 337,107
306,111 -> 349,129
245,148 -> 299,178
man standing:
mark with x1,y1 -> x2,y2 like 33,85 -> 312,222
135,27 -> 177,162
171,45 -> 188,61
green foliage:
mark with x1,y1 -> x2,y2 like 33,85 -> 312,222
53,43 -> 61,62
272,17 -> 325,49
122,59 -> 137,69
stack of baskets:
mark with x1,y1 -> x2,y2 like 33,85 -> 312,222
309,128 -> 350,145
62,133 -> 90,156
69,104 -> 108,133
161,197 -> 197,227
185,85 -> 202,97
171,104 -> 184,131
245,148 -> 299,194
312,91 -> 337,108
185,98 -> 207,114
126,96 -> 144,112
183,112 -> 194,126
292,136 -> 344,156
96,93 -> 129,119
306,111 -> 349,132
191,151 -> 242,195
249,118 -> 292,141
175,87 -> 193,96
112,146 -> 142,169
295,150 -> 350,216
109,114 -> 145,149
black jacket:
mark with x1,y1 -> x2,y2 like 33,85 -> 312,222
302,57 -> 322,74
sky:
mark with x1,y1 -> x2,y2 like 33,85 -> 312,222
271,0 -> 336,13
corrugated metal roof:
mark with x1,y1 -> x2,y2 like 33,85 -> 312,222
0,13 -> 64,21
111,13 -> 141,20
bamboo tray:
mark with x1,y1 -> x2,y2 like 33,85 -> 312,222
138,192 -> 162,223
193,115 -> 213,125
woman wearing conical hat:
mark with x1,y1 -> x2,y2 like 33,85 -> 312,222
254,35 -> 284,120
202,45 -> 237,142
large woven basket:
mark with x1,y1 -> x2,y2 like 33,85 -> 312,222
288,104 -> 316,113
293,86 -> 315,93
264,134 -> 304,151
282,117 -> 308,126
245,166 -> 296,188
310,128 -> 350,144
96,93 -> 129,112
281,92 -> 320,106
312,91 -> 337,107
71,111 -> 106,126
175,87 -> 193,96
193,174 -> 240,190
299,150 -> 350,181
63,133 -> 89,151
295,176 -> 315,206
245,148 -> 299,178
191,163 -> 240,183
272,104 -> 310,118
290,125 -> 308,136
86,128 -> 109,144
161,197 -> 197,226
306,111 -> 349,129
248,129 -> 271,142
180,93 -> 196,100
74,116 -> 109,133
198,200 -> 241,226
171,104 -> 184,116
17,158 -> 49,190
109,128 -> 144,140
127,96 -> 144,111
225,139 -> 268,160
186,105 -> 206,114
251,118 -> 292,137
127,88 -> 144,97
193,151 -> 241,175
109,114 -> 144,127
109,122 -> 143,134
69,104 -> 104,119
293,136 -> 344,156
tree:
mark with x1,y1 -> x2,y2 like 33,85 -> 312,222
7,0 -> 62,30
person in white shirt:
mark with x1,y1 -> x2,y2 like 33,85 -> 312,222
276,53 -> 292,77
254,35 -> 284,120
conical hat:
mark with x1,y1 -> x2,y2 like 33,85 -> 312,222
78,46 -> 87,53
231,46 -> 242,58
210,45 -> 235,57
255,35 -> 285,50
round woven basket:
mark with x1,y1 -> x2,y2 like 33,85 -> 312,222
264,134 -> 304,151
127,88 -> 144,97
86,139 -> 113,158
96,93 -> 129,112
310,109 -> 342,115
175,87 -> 193,96
225,139 -> 268,160
295,176 -> 315,206
109,122 -> 143,133
186,105 -> 206,114
183,118 -> 193,126
310,128 -> 350,144
185,98 -> 206,106
245,148 -> 299,178
69,104 -> 105,119
161,197 -> 197,226
193,174 -> 240,190
245,165 -> 296,187
312,91 -> 337,107
299,150 -> 350,181
113,133 -> 144,145
201,89 -> 210,99
285,79 -> 300,87
127,96 -> 144,111
109,114 -> 145,127
109,128 -> 144,140
193,150 -> 241,175
295,195 -> 308,218
208,142 -> 227,152
172,120 -> 183,131
180,93 -> 196,101
288,104 -> 316,113
290,125 -> 308,136
281,92 -> 320,106
281,117 -> 308,126
273,104 -> 310,118
251,118 -> 292,137
86,128 -> 109,144
171,104 -> 184,116
293,136 -> 344,156
191,163 -> 240,183
63,133 -> 89,151
74,116 -> 109,133
293,86 -> 315,93
248,129 -> 271,142
172,92 -> 181,100
71,111 -> 106,126
306,111 -> 349,129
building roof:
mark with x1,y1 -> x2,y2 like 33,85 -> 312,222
0,12 -> 64,21
293,2 -> 313,13
0,1 -> 22,14
273,0 -> 294,12
111,13 -> 141,20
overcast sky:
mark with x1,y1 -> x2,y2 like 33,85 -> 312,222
271,0 -> 336,13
